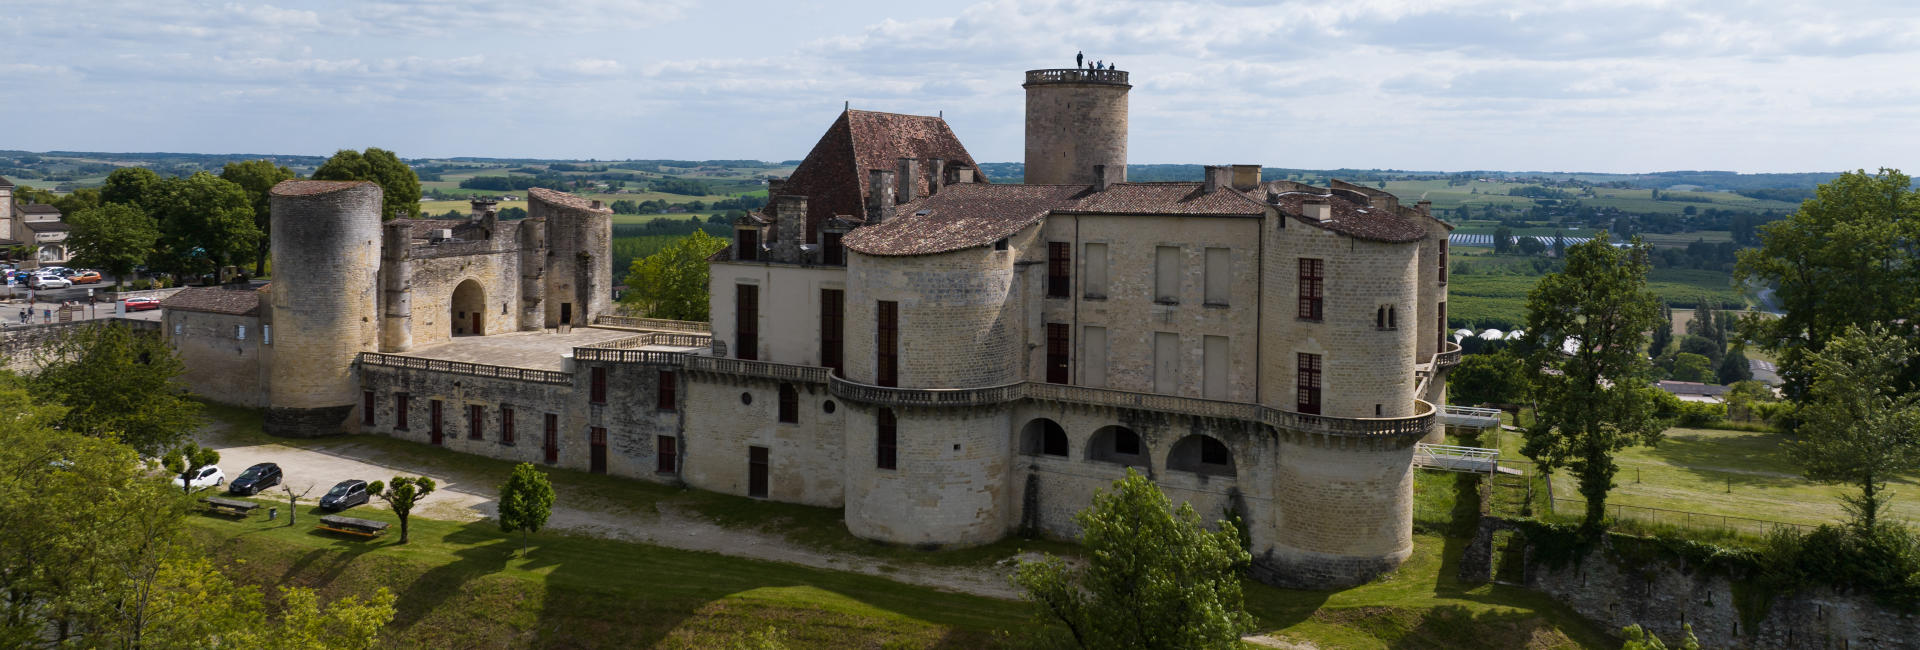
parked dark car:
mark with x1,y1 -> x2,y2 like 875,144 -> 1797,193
319,480 -> 370,512
227,462 -> 282,495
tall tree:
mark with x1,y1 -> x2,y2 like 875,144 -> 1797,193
621,230 -> 728,321
1787,324 -> 1920,532
1648,303 -> 1673,357
99,166 -> 163,212
65,203 -> 159,286
312,148 -> 421,221
1716,348 -> 1752,385
1013,469 -> 1253,649
220,159 -> 295,277
368,476 -> 436,544
32,322 -> 203,456
1520,234 -> 1666,528
1449,351 -> 1527,407
52,187 -> 101,216
497,463 -> 555,554
1493,224 -> 1513,254
149,172 -> 261,281
1735,168 -> 1920,400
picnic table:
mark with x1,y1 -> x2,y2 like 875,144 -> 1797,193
200,496 -> 260,518
317,514 -> 390,538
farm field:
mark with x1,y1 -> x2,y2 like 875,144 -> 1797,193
1381,180 -> 1800,214
1447,262 -> 1743,329
1487,427 -> 1920,531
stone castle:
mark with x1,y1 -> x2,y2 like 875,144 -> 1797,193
163,65 -> 1459,588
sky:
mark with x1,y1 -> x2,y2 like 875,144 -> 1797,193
4,0 -> 1919,173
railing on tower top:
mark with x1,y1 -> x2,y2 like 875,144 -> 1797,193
356,352 -> 571,385
1025,68 -> 1129,85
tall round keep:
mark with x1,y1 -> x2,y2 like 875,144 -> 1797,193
1023,68 -> 1130,185
265,180 -> 382,436
530,188 -> 613,328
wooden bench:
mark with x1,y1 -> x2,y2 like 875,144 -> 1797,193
200,496 -> 260,518
317,514 -> 390,538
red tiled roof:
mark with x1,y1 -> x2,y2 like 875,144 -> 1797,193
161,285 -> 265,316
528,187 -> 610,213
772,110 -> 986,245
1266,187 -> 1429,243
0,176 -> 13,188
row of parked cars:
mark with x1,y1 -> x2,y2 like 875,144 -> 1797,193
8,266 -> 103,289
172,462 -> 373,511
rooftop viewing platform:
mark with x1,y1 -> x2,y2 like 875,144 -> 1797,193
1025,68 -> 1129,86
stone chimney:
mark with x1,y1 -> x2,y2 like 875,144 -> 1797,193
1094,164 -> 1124,192
767,178 -> 786,197
1367,194 -> 1397,213
1304,198 -> 1333,222
469,197 -> 498,223
772,195 -> 808,247
953,167 -> 976,184
867,170 -> 896,223
896,158 -> 919,203
1202,165 -> 1232,194
928,158 -> 945,195
1231,165 -> 1261,191
1416,200 -> 1432,218
590,200 -> 604,211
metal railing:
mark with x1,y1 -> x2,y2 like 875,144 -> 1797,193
829,374 -> 1028,408
1026,68 -> 1129,85
1548,497 -> 1816,538
684,356 -> 830,384
592,315 -> 709,333
1413,443 -> 1500,473
357,352 -> 571,385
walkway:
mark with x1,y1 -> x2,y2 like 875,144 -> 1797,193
402,327 -> 637,370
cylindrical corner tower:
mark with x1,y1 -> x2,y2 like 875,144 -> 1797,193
529,188 -> 612,328
265,180 -> 382,437
1023,68 -> 1130,185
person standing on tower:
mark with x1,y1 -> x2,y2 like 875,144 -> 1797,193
1076,51 -> 1083,68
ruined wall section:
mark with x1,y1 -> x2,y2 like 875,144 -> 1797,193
532,189 -> 613,328
404,235 -> 522,348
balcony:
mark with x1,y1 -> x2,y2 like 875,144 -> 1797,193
685,356 -> 830,384
1434,341 -> 1462,369
828,374 -> 1026,408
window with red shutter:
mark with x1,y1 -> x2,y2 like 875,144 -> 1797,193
1297,353 -> 1322,415
1298,258 -> 1324,321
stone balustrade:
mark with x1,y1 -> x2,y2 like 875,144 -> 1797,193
357,352 -> 571,385
1025,68 -> 1129,85
1434,341 -> 1462,369
593,314 -> 710,333
829,374 -> 1027,408
685,355 -> 831,384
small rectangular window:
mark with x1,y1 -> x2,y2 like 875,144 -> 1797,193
262,324 -> 271,345
173,323 -> 182,335
395,394 -> 410,430
820,289 -> 844,374
590,366 -> 607,404
430,400 -> 443,440
877,300 -> 898,387
657,436 -> 676,474
778,383 -> 798,423
1155,246 -> 1180,303
468,404 -> 484,440
1153,332 -> 1179,394
736,284 -> 759,360
362,391 -> 375,426
1083,242 -> 1108,299
1047,242 -> 1070,299
1298,258 -> 1324,321
1203,335 -> 1228,400
1082,325 -> 1107,388
501,406 -> 515,445
1046,323 -> 1069,384
235,324 -> 246,340
876,408 -> 898,470
748,445 -> 769,497
657,370 -> 676,411
1297,353 -> 1323,415
736,229 -> 759,261
822,231 -> 844,266
1204,247 -> 1230,305
1439,240 -> 1449,284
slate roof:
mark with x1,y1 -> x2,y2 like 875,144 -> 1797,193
160,285 -> 266,316
771,110 -> 985,244
1656,380 -> 1730,397
17,202 -> 60,215
23,220 -> 71,233
843,178 -> 1430,257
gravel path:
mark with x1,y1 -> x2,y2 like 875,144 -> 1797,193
198,422 -> 1024,600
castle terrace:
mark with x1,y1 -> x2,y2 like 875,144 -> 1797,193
397,327 -> 642,371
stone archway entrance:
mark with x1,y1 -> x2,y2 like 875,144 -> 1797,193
452,279 -> 486,336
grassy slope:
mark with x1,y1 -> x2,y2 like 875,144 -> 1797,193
1447,254 -> 1744,328
193,404 -> 1612,648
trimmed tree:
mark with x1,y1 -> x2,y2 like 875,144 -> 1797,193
368,476 -> 436,544
1520,234 -> 1666,529
497,462 -> 555,554
1787,324 -> 1920,532
1013,469 -> 1253,649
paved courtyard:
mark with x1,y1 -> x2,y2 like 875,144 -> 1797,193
401,327 -> 639,370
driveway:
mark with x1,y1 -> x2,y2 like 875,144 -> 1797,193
196,419 -> 1023,599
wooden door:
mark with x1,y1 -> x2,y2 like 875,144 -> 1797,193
430,401 -> 443,445
543,414 -> 558,464
748,446 -> 768,498
470,312 -> 482,336
590,427 -> 607,474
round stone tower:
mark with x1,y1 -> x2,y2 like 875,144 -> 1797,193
529,188 -> 613,329
1023,67 -> 1130,185
265,180 -> 382,437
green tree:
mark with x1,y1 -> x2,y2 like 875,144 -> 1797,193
1671,353 -> 1712,382
1621,623 -> 1699,650
1648,304 -> 1673,357
1521,234 -> 1666,528
1735,169 -> 1920,400
149,172 -> 261,281
53,187 -> 101,216
1716,348 -> 1752,385
221,159 -> 295,276
1787,324 -> 1920,531
497,462 -> 556,554
32,323 -> 203,456
313,148 -> 422,221
368,475 -> 436,544
1493,224 -> 1513,254
1517,236 -> 1546,256
65,203 -> 160,285
1449,351 -> 1527,407
621,230 -> 728,321
1012,469 -> 1253,649
1678,335 -> 1721,365
162,443 -> 221,495
100,166 -> 163,211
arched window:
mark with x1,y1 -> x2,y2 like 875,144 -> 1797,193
1388,306 -> 1398,329
1087,425 -> 1148,468
1019,418 -> 1068,457
1167,434 -> 1236,477
1376,306 -> 1386,329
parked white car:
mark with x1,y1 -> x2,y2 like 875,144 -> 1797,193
172,465 -> 225,490
29,274 -> 70,289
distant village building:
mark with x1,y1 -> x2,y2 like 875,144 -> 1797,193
0,176 -> 72,264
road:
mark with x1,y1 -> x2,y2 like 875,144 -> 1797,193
195,419 -> 1023,599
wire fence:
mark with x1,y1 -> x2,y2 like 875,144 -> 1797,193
1546,498 -> 1815,537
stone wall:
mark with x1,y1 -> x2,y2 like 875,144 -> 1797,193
359,362 -> 574,467
403,242 -> 523,349
163,309 -> 268,407
267,181 -> 381,432
1262,432 -> 1418,588
844,246 -> 1021,389
842,402 -> 1013,546
678,371 -> 844,506
1259,214 -> 1422,418
1023,75 -> 1129,185
706,262 -> 849,366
